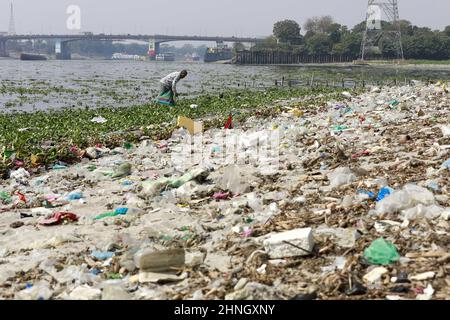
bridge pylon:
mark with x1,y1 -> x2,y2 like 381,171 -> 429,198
55,40 -> 71,60
148,38 -> 160,60
0,40 -> 8,57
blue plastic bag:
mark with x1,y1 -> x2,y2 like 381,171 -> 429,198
376,187 -> 394,202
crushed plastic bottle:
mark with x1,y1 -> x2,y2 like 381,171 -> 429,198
66,191 -> 83,201
401,204 -> 445,221
142,168 -> 209,197
10,168 -> 30,184
357,190 -> 375,199
112,163 -> 132,178
15,281 -> 53,300
441,158 -> 450,170
364,238 -> 400,265
91,251 -> 115,260
328,167 -> 357,189
375,184 -> 435,215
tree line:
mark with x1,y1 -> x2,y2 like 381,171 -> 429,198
248,17 -> 450,60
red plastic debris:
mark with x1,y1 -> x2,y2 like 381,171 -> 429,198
411,287 -> 424,295
40,212 -> 79,226
225,115 -> 233,129
149,171 -> 160,180
16,191 -> 27,203
213,192 -> 230,200
351,150 -> 370,159
157,142 -> 168,150
15,160 -> 24,167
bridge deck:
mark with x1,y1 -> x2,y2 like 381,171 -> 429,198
0,34 -> 259,43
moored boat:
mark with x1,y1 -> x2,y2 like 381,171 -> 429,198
20,53 -> 47,61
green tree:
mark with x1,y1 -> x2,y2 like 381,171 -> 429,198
332,32 -> 362,58
273,20 -> 301,43
352,21 -> 367,34
444,26 -> 450,37
233,42 -> 245,52
306,33 -> 332,55
254,36 -> 281,49
328,23 -> 343,43
304,16 -> 335,34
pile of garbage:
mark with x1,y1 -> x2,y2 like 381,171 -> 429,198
0,82 -> 449,300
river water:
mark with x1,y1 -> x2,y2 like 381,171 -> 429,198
1,59 -> 450,112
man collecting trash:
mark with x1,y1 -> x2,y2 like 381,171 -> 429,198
156,70 -> 188,106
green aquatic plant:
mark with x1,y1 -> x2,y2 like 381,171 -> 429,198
0,87 -> 357,174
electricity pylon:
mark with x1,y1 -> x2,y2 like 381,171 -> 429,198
360,0 -> 404,60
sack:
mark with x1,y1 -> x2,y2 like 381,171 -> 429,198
155,90 -> 175,107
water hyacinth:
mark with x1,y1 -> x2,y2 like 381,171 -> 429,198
0,87 -> 352,175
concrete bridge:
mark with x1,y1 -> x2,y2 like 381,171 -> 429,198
0,34 -> 259,59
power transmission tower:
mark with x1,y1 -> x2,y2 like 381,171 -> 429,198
360,0 -> 404,60
8,1 -> 16,35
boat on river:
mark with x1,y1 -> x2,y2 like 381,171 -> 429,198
20,53 -> 47,61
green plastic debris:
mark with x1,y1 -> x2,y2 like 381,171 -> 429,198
123,142 -> 133,150
332,125 -> 349,132
364,238 -> 400,265
94,207 -> 128,220
52,164 -> 67,170
181,233 -> 195,241
142,168 -> 208,196
0,191 -> 12,203
112,163 -> 132,179
2,150 -> 15,159
106,273 -> 123,280
389,100 -> 399,106
244,217 -> 254,224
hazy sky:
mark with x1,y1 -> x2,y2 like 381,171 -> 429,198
1,0 -> 448,36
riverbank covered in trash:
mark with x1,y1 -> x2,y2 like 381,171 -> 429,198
0,87 -> 349,175
0,82 -> 449,300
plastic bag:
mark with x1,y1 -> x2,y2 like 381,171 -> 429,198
328,167 -> 356,189
364,238 -> 400,265
220,165 -> 249,195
